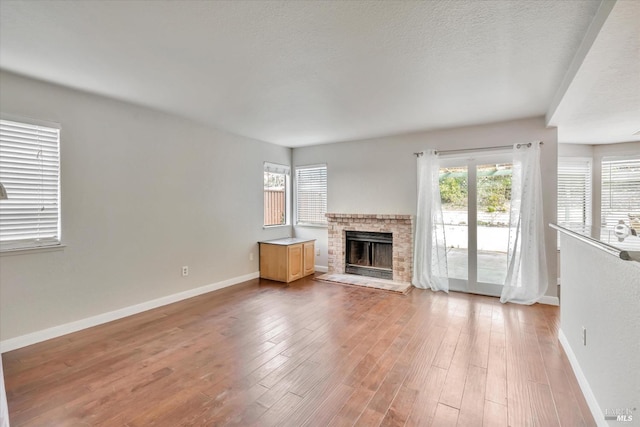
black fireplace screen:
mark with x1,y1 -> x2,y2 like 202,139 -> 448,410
345,231 -> 392,279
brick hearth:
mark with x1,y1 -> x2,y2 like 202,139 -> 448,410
326,213 -> 414,283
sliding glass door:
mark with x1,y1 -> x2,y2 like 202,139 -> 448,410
439,153 -> 512,296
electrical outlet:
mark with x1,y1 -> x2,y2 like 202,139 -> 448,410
582,326 -> 587,346
182,266 -> 189,277
316,249 -> 320,256
249,252 -> 254,261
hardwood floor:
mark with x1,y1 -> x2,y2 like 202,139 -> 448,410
3,275 -> 595,426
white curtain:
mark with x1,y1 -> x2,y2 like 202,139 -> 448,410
501,142 -> 548,304
413,149 -> 449,292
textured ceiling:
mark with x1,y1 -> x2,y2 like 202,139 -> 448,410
1,0 -> 630,147
547,0 -> 640,144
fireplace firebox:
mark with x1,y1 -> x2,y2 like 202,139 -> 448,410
345,231 -> 393,280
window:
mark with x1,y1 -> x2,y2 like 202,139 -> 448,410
557,157 -> 592,227
0,118 -> 61,251
264,162 -> 289,226
601,155 -> 640,229
295,164 -> 327,226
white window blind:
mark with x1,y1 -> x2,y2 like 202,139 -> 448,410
296,165 -> 327,225
0,119 -> 61,250
557,157 -> 592,226
601,155 -> 640,228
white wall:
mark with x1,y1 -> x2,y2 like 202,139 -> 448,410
293,116 -> 559,298
558,233 -> 640,426
0,71 -> 292,344
558,143 -> 594,158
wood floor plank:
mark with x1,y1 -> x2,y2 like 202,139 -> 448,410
432,402 -> 459,426
504,306 -> 534,427
287,310 -> 413,426
438,331 -> 472,409
258,391 -> 304,427
483,400 -> 508,427
468,314 -> 491,369
544,365 -> 591,427
561,354 -> 597,426
402,324 -> 447,390
328,387 -> 375,427
353,406 -> 386,427
521,322 -> 549,385
299,382 -> 354,427
536,310 -> 595,426
343,303 -> 417,388
528,381 -> 561,427
362,294 -> 433,413
432,324 -> 462,370
485,329 -> 507,406
379,385 -> 419,427
257,360 -> 322,408
404,366 -> 448,427
2,277 -> 596,427
456,365 -> 487,426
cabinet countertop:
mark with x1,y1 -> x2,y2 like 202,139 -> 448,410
259,237 -> 316,246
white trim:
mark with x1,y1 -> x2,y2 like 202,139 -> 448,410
0,244 -> 66,257
538,295 -> 560,306
558,329 -> 607,427
294,163 -> 328,226
263,161 -> 290,175
0,112 -> 61,130
263,163 -> 291,226
262,224 -> 290,230
0,272 -> 259,353
315,265 -> 328,273
0,118 -> 62,250
294,163 -> 327,169
295,224 -> 328,229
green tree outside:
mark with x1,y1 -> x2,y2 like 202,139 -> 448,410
439,171 -> 511,213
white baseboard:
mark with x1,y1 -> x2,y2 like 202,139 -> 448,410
539,295 -> 560,306
558,329 -> 606,427
0,272 -> 259,353
315,265 -> 328,273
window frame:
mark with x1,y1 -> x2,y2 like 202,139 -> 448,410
557,156 -> 592,228
0,116 -> 62,252
294,164 -> 328,227
600,154 -> 640,230
263,162 -> 290,227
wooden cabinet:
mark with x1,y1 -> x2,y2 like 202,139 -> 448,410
303,241 -> 315,277
259,238 -> 315,283
287,243 -> 304,282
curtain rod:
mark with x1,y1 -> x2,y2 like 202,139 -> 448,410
413,141 -> 543,157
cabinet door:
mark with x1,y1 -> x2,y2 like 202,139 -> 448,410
287,244 -> 304,282
260,244 -> 288,282
303,242 -> 315,276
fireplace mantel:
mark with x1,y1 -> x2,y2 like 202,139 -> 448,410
326,213 -> 414,283
326,213 -> 413,221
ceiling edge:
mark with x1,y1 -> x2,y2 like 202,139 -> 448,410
545,0 -> 616,126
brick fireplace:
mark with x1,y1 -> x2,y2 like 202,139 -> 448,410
326,213 -> 414,283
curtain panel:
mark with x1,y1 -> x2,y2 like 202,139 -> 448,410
413,149 -> 449,292
500,143 -> 549,304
